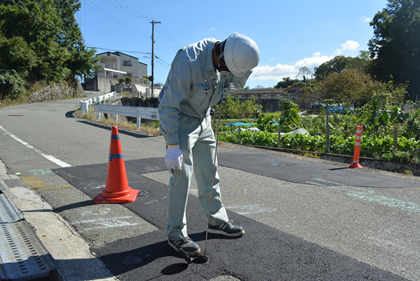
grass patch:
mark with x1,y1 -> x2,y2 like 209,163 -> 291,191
121,91 -> 138,98
25,80 -> 48,95
74,106 -> 161,136
1,79 -> 86,108
0,95 -> 28,108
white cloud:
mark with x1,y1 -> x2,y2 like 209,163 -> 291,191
341,40 -> 360,51
362,16 -> 371,23
270,58 -> 276,61
335,40 -> 360,54
312,52 -> 321,58
251,52 -> 333,81
295,52 -> 332,68
210,27 -> 216,31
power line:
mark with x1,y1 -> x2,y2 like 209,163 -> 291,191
156,24 -> 181,49
84,0 -> 149,38
154,55 -> 171,67
108,0 -> 155,21
154,59 -> 170,70
157,24 -> 181,49
100,0 -> 181,52
140,55 -> 171,69
155,26 -> 179,52
11,1 -> 148,58
87,46 -> 150,55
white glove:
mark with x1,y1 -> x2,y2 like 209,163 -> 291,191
165,144 -> 183,170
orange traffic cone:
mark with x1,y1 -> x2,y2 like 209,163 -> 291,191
349,126 -> 363,168
93,126 -> 140,204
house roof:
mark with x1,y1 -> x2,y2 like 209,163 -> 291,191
97,51 -> 139,60
97,51 -> 148,66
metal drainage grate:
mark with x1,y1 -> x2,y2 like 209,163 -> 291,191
0,221 -> 57,281
0,193 -> 23,223
271,163 -> 286,167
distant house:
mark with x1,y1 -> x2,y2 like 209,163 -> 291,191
235,88 -> 285,101
283,86 -> 304,97
153,83 -> 164,89
97,51 -> 147,80
82,51 -> 149,93
233,87 -> 304,112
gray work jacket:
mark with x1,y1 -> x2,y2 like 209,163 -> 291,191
158,37 -> 251,145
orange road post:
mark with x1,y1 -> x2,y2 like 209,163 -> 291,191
349,126 -> 363,168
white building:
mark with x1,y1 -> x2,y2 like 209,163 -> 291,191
83,51 -> 151,93
97,51 -> 147,79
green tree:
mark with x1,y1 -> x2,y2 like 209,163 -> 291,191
313,68 -> 406,103
0,0 -> 99,99
0,36 -> 37,99
216,94 -> 259,119
296,66 -> 313,82
274,77 -> 299,89
314,55 -> 370,81
53,0 -> 99,80
367,0 -> 420,100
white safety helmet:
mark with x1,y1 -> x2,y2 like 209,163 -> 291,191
222,33 -> 260,77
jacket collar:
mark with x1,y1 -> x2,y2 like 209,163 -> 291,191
204,41 -> 216,72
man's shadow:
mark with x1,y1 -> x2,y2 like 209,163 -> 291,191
96,230 -> 238,279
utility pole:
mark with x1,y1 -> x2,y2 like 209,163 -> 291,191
150,20 -> 161,99
130,70 -> 134,95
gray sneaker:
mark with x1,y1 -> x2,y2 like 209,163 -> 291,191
208,221 -> 245,237
168,237 -> 201,256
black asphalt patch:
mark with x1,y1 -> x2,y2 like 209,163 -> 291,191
218,150 -> 419,188
53,158 -> 408,280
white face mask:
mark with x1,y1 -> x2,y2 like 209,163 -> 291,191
220,71 -> 230,77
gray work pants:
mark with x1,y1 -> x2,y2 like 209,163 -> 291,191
167,114 -> 229,241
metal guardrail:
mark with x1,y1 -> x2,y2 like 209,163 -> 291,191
79,91 -> 118,114
0,182 -> 58,281
94,104 -> 159,129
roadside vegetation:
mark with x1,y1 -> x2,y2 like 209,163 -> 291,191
74,104 -> 160,136
217,98 -> 420,164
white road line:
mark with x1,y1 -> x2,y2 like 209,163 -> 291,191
73,216 -> 142,231
0,125 -> 71,168
227,204 -> 277,215
305,181 -> 327,186
313,178 -> 347,186
307,178 -> 420,213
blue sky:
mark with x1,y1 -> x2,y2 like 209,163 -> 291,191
78,0 -> 389,89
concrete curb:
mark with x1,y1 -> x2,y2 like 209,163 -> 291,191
0,161 -> 118,281
247,145 -> 420,177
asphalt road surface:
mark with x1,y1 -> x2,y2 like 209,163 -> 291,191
0,95 -> 419,280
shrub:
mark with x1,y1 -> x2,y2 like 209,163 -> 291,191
0,69 -> 26,99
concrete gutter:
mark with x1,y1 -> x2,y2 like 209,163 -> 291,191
0,161 -> 118,281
